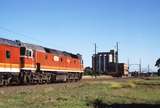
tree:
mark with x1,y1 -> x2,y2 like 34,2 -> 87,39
155,58 -> 160,76
84,67 -> 93,75
155,58 -> 160,67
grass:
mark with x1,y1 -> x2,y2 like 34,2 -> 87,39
0,77 -> 160,108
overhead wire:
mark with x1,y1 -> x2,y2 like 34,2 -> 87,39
0,26 -> 61,49
0,26 -> 76,52
0,26 -> 45,44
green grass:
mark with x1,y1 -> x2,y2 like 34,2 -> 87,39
0,77 -> 160,108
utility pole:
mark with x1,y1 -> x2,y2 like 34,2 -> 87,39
116,42 -> 119,75
128,59 -> 130,73
148,64 -> 150,73
139,58 -> 142,76
116,42 -> 119,63
94,43 -> 97,77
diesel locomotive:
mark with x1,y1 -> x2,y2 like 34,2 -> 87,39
0,38 -> 83,85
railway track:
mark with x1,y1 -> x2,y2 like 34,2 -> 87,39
0,75 -> 133,89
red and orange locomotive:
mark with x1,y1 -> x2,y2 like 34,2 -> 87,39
0,38 -> 83,85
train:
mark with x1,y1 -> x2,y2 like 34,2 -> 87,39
0,38 -> 84,85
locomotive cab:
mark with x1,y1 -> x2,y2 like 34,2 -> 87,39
20,47 -> 33,58
20,47 -> 34,69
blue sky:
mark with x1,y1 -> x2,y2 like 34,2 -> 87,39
0,0 -> 160,71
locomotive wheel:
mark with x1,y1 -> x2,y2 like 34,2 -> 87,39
2,78 -> 11,86
23,74 -> 30,84
19,72 -> 32,84
78,73 -> 82,80
50,74 -> 56,83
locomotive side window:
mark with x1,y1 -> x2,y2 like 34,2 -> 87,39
29,51 -> 31,56
6,51 -> 11,59
20,47 -> 26,56
26,49 -> 32,57
27,50 -> 31,57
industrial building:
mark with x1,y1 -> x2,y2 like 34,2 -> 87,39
92,50 -> 128,76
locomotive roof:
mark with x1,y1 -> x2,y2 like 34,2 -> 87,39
44,47 -> 80,58
44,47 -> 63,55
0,37 -> 81,59
0,38 -> 19,47
21,42 -> 80,58
21,42 -> 46,52
63,51 -> 81,59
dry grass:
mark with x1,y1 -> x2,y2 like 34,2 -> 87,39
0,77 -> 159,108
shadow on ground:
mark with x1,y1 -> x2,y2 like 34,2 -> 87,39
88,99 -> 160,108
